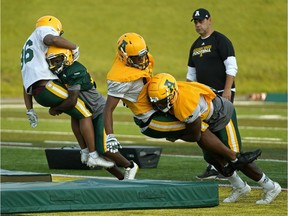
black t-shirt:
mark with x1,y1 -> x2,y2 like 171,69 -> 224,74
187,31 -> 235,91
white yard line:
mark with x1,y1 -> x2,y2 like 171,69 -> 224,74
4,114 -> 288,122
3,143 -> 286,166
1,128 -> 287,146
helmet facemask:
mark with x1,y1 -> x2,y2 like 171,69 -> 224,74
46,54 -> 66,74
117,33 -> 150,70
127,49 -> 149,70
150,89 -> 177,113
46,47 -> 73,74
148,73 -> 179,113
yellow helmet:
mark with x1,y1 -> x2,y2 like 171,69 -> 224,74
117,32 -> 149,70
46,46 -> 73,74
148,73 -> 178,112
36,15 -> 64,35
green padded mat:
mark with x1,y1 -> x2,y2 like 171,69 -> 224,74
1,178 -> 219,213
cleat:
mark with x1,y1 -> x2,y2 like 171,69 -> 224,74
80,150 -> 89,164
86,156 -> 114,168
223,183 -> 251,203
256,182 -> 281,204
124,161 -> 139,180
231,149 -> 262,170
196,165 -> 218,180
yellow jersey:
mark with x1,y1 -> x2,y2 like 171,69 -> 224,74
107,53 -> 155,119
171,82 -> 216,123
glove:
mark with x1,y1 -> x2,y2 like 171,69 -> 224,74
26,109 -> 38,128
106,134 -> 122,153
72,46 -> 80,62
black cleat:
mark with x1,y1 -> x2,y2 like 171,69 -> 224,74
231,149 -> 262,170
196,165 -> 219,180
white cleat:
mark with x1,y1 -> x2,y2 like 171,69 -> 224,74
86,156 -> 114,168
124,161 -> 139,180
256,182 -> 281,204
223,183 -> 251,203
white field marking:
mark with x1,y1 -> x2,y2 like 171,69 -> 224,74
161,154 -> 287,163
1,144 -> 286,164
119,140 -> 135,144
239,126 -> 286,131
4,117 -> 287,133
234,101 -> 284,106
0,129 -> 144,138
3,118 -> 287,131
1,129 -> 74,135
146,137 -> 287,145
0,104 -> 30,109
44,140 -> 78,144
6,118 -> 71,123
0,141 -> 32,146
1,129 -> 287,145
5,117 -> 134,125
218,183 -> 288,191
4,113 -> 287,121
0,146 -> 45,150
0,103 -> 131,112
237,115 -> 287,120
43,139 -> 166,144
242,137 -> 287,145
45,140 -> 135,145
244,137 -> 281,141
242,140 -> 287,145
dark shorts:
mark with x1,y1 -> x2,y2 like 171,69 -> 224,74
33,80 -> 92,120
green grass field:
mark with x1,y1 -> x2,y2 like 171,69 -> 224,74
1,0 -> 287,215
0,100 -> 287,215
1,0 -> 287,97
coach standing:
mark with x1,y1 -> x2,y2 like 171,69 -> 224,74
186,8 -> 238,180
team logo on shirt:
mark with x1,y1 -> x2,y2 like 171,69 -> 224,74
192,45 -> 212,57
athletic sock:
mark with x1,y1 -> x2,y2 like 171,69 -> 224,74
227,171 -> 246,188
257,173 -> 275,190
81,148 -> 89,154
89,151 -> 99,159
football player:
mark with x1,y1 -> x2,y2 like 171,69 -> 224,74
103,33 -> 260,171
148,73 -> 281,204
46,46 -> 140,180
21,16 -> 115,170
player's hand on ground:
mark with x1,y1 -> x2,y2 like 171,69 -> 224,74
26,109 -> 38,128
106,134 -> 122,153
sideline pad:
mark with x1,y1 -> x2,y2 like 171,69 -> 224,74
0,169 -> 52,183
1,179 -> 219,213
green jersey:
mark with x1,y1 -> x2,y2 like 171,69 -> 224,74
58,61 -> 106,119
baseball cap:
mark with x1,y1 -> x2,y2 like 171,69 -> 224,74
191,8 -> 210,21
